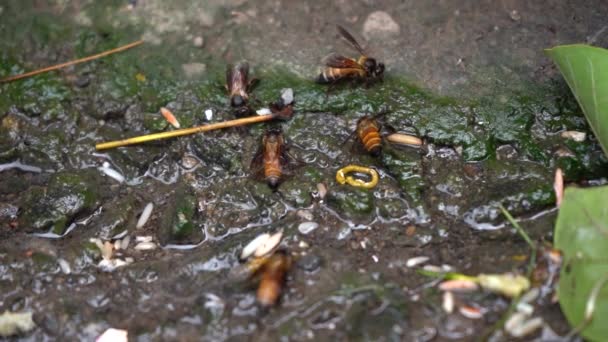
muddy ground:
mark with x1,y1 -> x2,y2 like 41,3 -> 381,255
1,0 -> 607,341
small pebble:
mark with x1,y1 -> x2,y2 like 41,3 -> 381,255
57,258 -> 71,274
316,183 -> 327,200
297,254 -> 321,272
205,109 -> 213,121
363,11 -> 400,39
135,236 -> 153,243
281,88 -> 294,105
298,222 -> 319,235
193,36 -> 204,48
240,233 -> 270,260
256,108 -> 272,115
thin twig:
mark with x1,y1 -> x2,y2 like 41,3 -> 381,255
0,40 -> 144,83
95,114 -> 277,150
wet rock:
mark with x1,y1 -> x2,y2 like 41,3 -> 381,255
297,253 -> 321,273
326,187 -> 374,219
158,186 -> 202,245
181,63 -> 206,79
496,144 -> 519,160
362,11 -> 400,40
91,97 -> 128,120
18,170 -> 100,234
298,222 -> 319,235
280,180 -> 313,207
94,195 -> 136,240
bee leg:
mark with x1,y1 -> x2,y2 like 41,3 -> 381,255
248,78 -> 260,92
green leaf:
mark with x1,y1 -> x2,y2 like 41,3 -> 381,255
554,186 -> 608,341
546,45 -> 608,157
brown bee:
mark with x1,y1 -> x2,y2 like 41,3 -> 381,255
316,25 -> 385,85
256,251 -> 292,307
250,127 -> 295,189
226,62 -> 258,116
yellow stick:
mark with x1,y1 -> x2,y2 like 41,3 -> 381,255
95,114 -> 276,150
0,40 -> 144,83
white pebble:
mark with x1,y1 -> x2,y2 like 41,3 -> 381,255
136,202 -> 154,229
254,230 -> 283,257
135,235 -> 153,243
372,255 -> 379,263
97,328 -> 128,342
516,302 -> 534,316
281,88 -> 294,105
406,256 -> 430,268
505,312 -> 527,332
520,288 -> 540,304
508,317 -> 544,338
98,166 -> 125,183
193,36 -> 204,48
120,236 -> 131,250
442,291 -> 454,313
561,130 -> 586,142
298,222 -> 319,235
57,258 -> 71,274
256,108 -> 272,115
240,233 -> 270,260
134,241 -> 157,250
363,11 -> 400,40
205,109 -> 213,121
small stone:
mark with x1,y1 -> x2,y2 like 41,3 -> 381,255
509,10 -> 521,21
560,130 -> 586,142
297,254 -> 321,272
496,144 -> 518,160
193,36 -> 204,48
363,11 -> 400,40
298,222 -> 319,235
181,63 -> 206,79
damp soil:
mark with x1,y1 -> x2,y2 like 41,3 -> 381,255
1,1 -> 607,341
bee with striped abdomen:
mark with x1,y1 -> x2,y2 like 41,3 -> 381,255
250,127 -> 295,189
356,115 -> 383,156
316,25 -> 384,85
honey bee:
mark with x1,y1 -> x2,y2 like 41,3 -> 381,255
356,115 -> 383,156
226,62 -> 258,117
256,251 -> 293,307
316,25 -> 385,85
250,127 -> 295,189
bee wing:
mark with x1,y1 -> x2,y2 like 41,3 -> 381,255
336,25 -> 367,55
250,147 -> 266,179
322,53 -> 364,70
228,63 -> 249,93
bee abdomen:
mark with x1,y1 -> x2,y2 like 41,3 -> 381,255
265,166 -> 282,188
362,130 -> 382,154
316,68 -> 339,84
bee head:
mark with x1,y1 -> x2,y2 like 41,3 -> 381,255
233,105 -> 252,118
375,63 -> 385,77
363,58 -> 377,73
231,95 -> 246,107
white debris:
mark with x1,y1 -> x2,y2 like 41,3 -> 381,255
0,311 -> 36,337
406,256 -> 430,268
96,328 -> 128,342
98,165 -> 125,183
254,230 -> 283,257
57,258 -> 71,274
136,202 -> 154,229
134,241 -> 157,251
442,291 -> 454,313
561,130 -> 586,142
298,222 -> 319,235
256,108 -> 272,116
372,255 -> 379,263
98,258 -> 132,272
516,302 -> 534,316
508,316 -> 544,338
120,235 -> 131,250
205,109 -> 213,121
135,236 -> 153,243
193,36 -> 204,48
281,88 -> 294,105
363,11 -> 400,40
459,306 -> 484,319
240,233 -> 270,260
